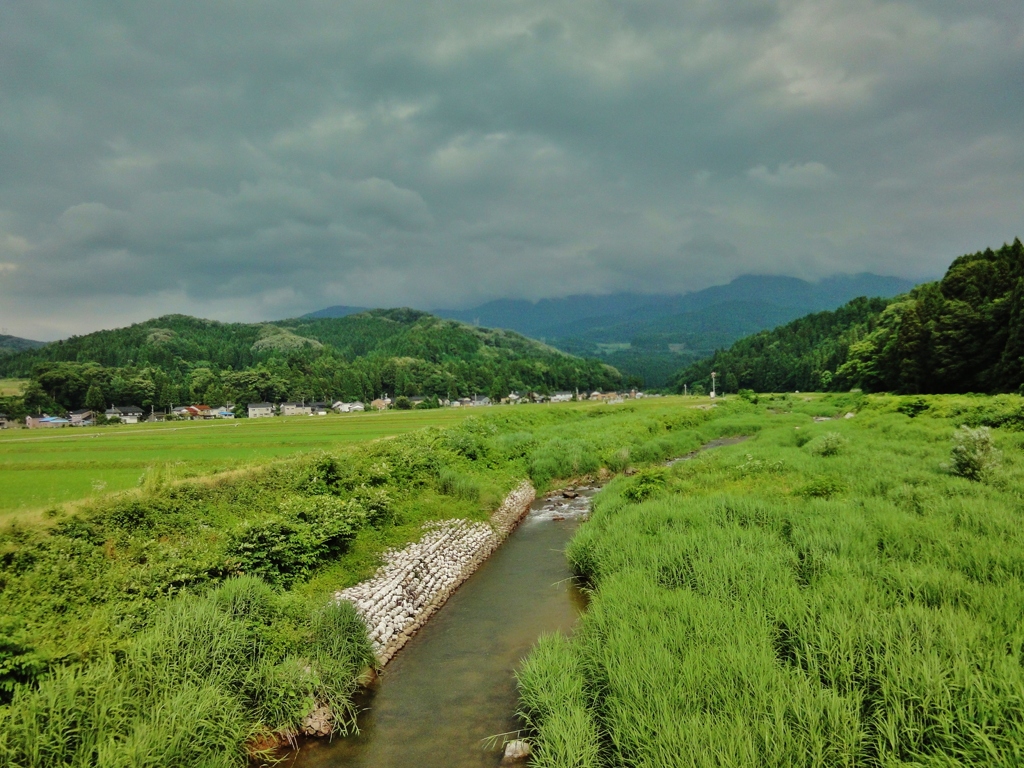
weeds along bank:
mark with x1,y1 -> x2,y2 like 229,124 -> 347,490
517,393 -> 1024,767
0,398 -> 751,767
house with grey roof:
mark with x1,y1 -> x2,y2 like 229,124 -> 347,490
105,406 -> 144,424
247,402 -> 275,419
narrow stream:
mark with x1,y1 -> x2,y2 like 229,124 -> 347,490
285,490 -> 595,768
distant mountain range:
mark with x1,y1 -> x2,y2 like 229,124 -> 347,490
0,334 -> 45,355
675,238 -> 1024,395
306,273 -> 917,387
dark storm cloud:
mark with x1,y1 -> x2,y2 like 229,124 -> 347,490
1,0 -> 1022,338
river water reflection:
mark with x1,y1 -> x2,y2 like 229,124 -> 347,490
284,493 -> 591,768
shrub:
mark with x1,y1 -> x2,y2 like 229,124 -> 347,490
226,498 -> 362,586
361,487 -> 396,527
807,432 -> 848,457
738,389 -> 759,404
793,475 -> 848,498
622,469 -> 669,503
227,519 -> 322,585
947,425 -> 1001,481
298,452 -> 343,495
897,397 -> 930,418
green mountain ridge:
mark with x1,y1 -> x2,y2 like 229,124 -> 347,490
0,310 -> 621,416
304,274 -> 915,387
674,239 -> 1024,396
0,334 -> 46,355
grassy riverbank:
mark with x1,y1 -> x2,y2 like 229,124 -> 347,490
517,393 -> 1024,766
1,396 -> 751,767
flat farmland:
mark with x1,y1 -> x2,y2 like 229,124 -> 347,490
0,378 -> 27,396
0,409 -> 476,517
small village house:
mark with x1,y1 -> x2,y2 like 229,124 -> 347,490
333,400 -> 367,413
26,414 -> 71,429
281,402 -> 312,416
247,402 -> 275,419
0,412 -> 8,429
68,409 -> 94,426
105,406 -> 144,424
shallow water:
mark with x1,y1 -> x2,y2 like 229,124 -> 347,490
284,493 -> 591,768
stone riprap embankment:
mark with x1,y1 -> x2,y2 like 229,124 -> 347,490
335,481 -> 536,665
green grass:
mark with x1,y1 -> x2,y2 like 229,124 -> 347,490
0,409 -> 475,517
517,393 -> 1024,767
2,395 -> 748,767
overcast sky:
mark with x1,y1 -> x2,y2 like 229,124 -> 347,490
1,1 -> 1022,340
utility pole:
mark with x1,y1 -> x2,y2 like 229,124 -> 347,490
684,384 -> 688,397
710,372 -> 717,398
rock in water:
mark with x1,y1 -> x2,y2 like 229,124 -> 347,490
300,704 -> 333,737
503,739 -> 531,761
562,490 -> 579,499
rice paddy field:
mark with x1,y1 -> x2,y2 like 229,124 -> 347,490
0,409 -> 477,517
517,393 -> 1024,767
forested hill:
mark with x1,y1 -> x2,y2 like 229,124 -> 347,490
0,334 -> 45,355
674,239 -> 1024,395
0,309 -> 621,416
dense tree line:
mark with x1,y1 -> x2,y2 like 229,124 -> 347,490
0,310 -> 621,416
673,239 -> 1024,395
671,297 -> 892,393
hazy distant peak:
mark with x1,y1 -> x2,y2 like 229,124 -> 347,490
0,334 -> 46,355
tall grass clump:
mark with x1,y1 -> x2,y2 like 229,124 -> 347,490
436,467 -> 482,502
529,439 -> 601,487
0,577 -> 375,767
